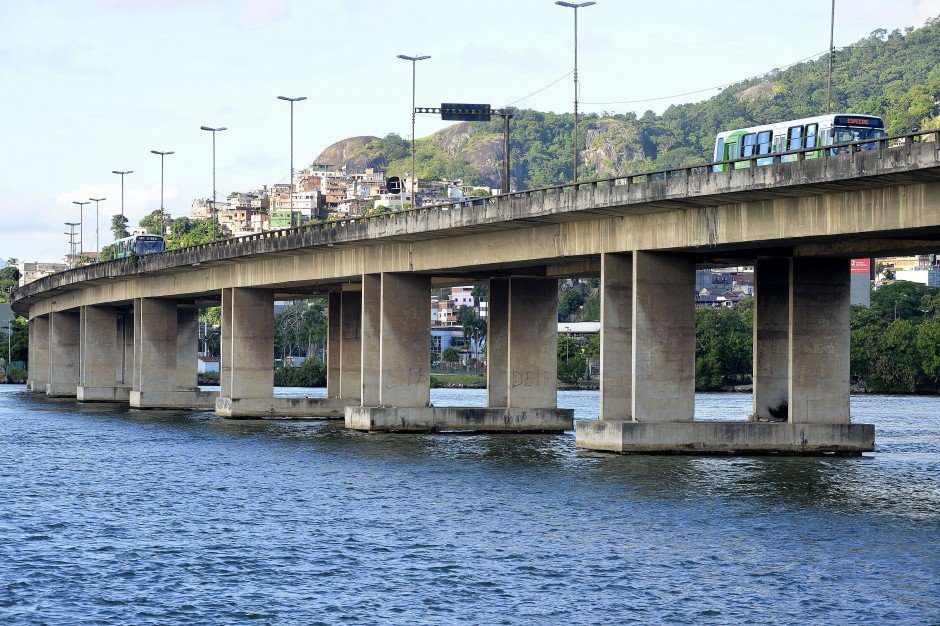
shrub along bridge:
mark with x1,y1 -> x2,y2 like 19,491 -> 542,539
13,130 -> 940,454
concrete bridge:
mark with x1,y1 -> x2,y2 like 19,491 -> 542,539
13,131 -> 940,453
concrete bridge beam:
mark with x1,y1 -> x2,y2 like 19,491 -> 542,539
77,305 -> 128,402
26,315 -> 49,392
46,311 -> 80,397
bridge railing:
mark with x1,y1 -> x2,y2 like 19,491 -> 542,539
16,128 -> 940,296
163,127 -> 938,254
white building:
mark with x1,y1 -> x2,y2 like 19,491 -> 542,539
895,268 -> 940,287
17,262 -> 68,286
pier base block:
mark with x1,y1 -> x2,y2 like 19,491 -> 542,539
77,385 -> 131,402
129,389 -> 218,410
345,406 -> 574,433
46,383 -> 77,398
575,420 -> 874,455
215,396 -> 357,419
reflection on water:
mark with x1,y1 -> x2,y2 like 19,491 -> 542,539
0,385 -> 938,624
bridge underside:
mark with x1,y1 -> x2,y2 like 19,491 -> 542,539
15,141 -> 940,453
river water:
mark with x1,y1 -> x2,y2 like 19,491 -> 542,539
1,385 -> 938,624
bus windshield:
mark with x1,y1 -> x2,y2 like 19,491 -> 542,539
136,238 -> 165,255
832,126 -> 886,151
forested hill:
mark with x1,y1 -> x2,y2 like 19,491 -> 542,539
311,17 -> 940,190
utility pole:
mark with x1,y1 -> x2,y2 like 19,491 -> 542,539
200,126 -> 227,240
827,0 -> 836,113
89,197 -> 105,255
150,150 -> 174,235
277,96 -> 307,191
65,222 -> 79,268
72,201 -> 90,257
397,54 -> 431,203
556,1 -> 596,183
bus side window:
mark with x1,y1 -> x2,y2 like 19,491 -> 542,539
787,126 -> 803,150
757,130 -> 773,155
725,141 -> 738,160
741,133 -> 757,157
805,124 -> 818,148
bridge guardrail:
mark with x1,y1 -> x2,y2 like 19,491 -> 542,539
13,128 -> 940,302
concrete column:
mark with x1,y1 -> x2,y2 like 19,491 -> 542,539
600,253 -> 633,420
360,273 -> 381,406
789,258 -> 851,424
129,298 -> 216,409
222,287 -> 274,400
507,276 -> 557,409
175,306 -> 199,390
347,275 -> 574,433
339,290 -> 361,400
46,310 -> 80,397
220,288 -> 232,398
77,305 -> 126,401
27,315 -> 49,392
326,291 -> 342,398
133,297 -> 178,394
753,259 -> 790,421
379,272 -> 431,407
486,277 -> 509,407
120,310 -> 133,386
631,251 -> 695,422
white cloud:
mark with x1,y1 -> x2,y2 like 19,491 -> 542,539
234,0 -> 289,29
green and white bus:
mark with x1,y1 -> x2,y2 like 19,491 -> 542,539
713,113 -> 886,170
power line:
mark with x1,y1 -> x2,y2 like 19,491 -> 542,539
581,48 -> 831,106
506,70 -> 574,106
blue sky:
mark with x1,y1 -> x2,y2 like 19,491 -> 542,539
2,0 -> 938,261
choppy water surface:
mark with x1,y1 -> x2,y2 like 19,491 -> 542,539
1,386 -> 938,624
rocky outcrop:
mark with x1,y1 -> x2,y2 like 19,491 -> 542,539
313,136 -> 379,168
581,118 -> 646,178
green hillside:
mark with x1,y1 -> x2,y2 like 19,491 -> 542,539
319,17 -> 940,189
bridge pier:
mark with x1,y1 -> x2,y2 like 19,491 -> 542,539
129,298 -> 216,409
576,253 -> 874,454
26,315 -> 49,392
215,288 -> 353,418
347,273 -> 573,433
46,311 -> 80,397
77,305 -> 130,402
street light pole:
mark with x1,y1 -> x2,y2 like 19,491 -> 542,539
397,54 -> 431,205
72,200 -> 90,257
827,0 -> 836,113
556,1 -> 595,183
200,126 -> 227,240
277,96 -> 307,190
89,197 -> 106,255
150,150 -> 174,234
111,170 -> 133,219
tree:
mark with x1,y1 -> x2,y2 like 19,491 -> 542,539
456,305 -> 486,359
441,346 -> 461,363
139,210 -> 165,235
559,287 -> 585,321
111,214 -> 129,240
